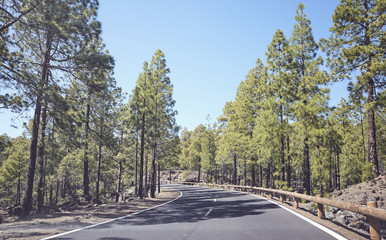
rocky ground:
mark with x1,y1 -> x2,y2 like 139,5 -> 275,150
302,173 -> 386,239
0,188 -> 180,240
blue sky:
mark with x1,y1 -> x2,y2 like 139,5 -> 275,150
1,0 -> 349,137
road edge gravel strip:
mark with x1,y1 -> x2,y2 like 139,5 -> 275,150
40,187 -> 183,240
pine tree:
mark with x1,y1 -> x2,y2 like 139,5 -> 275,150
265,29 -> 293,187
322,0 -> 385,176
148,49 -> 177,198
290,3 -> 328,195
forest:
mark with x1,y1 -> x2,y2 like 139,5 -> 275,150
0,0 -> 384,216
179,2 -> 385,196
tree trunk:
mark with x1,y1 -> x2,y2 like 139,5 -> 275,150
304,137 -> 311,195
259,163 -> 262,187
16,172 -> 21,205
139,111 -> 145,199
286,134 -> 291,188
145,151 -> 148,197
55,180 -> 59,205
169,168 -> 172,184
158,164 -> 160,194
232,154 -> 237,185
266,163 -> 270,188
150,143 -> 156,198
280,105 -> 285,182
251,163 -> 256,187
83,92 -> 91,201
49,181 -> 53,206
135,135 -> 138,196
361,117 -> 366,163
115,160 -> 122,202
243,158 -> 247,186
364,1 -> 379,176
337,152 -> 341,190
96,132 -> 102,202
317,144 -> 323,195
198,156 -> 201,182
37,99 -> 48,212
367,79 -> 379,176
221,163 -> 224,184
23,30 -> 52,214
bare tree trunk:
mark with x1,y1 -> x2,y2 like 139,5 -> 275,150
251,163 -> 256,187
145,151 -> 148,197
280,105 -> 285,182
83,92 -> 91,201
361,117 -> 366,163
304,137 -> 311,195
367,79 -> 379,175
221,163 -> 224,184
233,154 -> 237,185
337,151 -> 341,190
135,135 -> 138,196
243,158 -> 247,186
266,163 -> 270,188
286,134 -> 291,188
37,98 -> 48,212
23,31 -> 52,214
151,144 -> 156,198
16,172 -> 21,205
158,164 -> 160,194
259,163 -> 262,187
139,112 -> 145,199
96,132 -> 102,202
115,161 -> 122,202
198,160 -> 202,183
55,180 -> 59,205
49,181 -> 53,206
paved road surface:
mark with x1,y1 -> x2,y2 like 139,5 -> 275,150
46,184 -> 345,240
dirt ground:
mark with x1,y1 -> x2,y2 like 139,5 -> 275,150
0,188 -> 180,240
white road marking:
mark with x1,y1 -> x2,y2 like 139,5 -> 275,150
204,208 -> 213,217
208,186 -> 347,240
251,194 -> 347,240
214,198 -> 216,202
41,188 -> 183,240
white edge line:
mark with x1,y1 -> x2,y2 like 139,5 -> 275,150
204,208 -> 213,217
40,187 -> 183,240
208,187 -> 347,240
250,194 -> 347,240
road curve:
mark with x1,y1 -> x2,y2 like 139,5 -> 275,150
45,184 -> 346,240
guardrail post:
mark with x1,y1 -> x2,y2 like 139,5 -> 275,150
367,201 -> 381,240
294,191 -> 299,209
280,194 -> 284,203
317,194 -> 325,219
269,190 -> 273,199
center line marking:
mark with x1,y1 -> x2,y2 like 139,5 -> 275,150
204,208 -> 213,217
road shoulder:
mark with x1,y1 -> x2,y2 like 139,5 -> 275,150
0,188 -> 180,240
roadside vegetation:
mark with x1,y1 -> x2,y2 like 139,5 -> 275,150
0,0 -> 384,220
178,1 -> 385,197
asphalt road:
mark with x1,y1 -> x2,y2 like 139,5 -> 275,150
46,184 -> 345,240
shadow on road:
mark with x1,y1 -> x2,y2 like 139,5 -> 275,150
91,185 -> 280,230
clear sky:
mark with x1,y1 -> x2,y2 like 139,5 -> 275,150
1,0 -> 349,137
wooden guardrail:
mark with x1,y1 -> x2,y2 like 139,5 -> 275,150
181,182 -> 385,240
